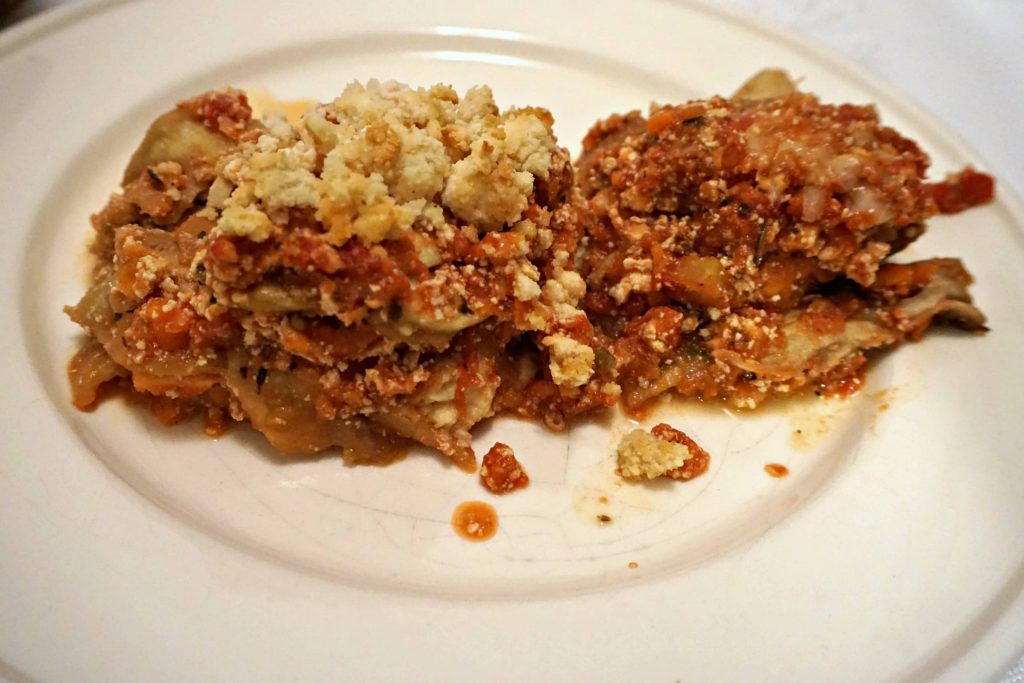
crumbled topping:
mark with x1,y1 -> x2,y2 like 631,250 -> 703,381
542,333 -> 595,387
218,204 -> 275,242
616,428 -> 693,480
212,80 -> 560,247
444,140 -> 531,230
609,257 -> 653,303
513,262 -> 542,301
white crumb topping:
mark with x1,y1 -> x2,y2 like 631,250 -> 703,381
616,429 -> 693,480
543,268 -> 589,324
443,137 -> 535,230
216,120 -> 319,234
501,111 -> 555,177
642,320 -> 671,352
212,79 -> 560,246
542,333 -> 595,388
609,257 -> 654,303
218,205 -> 275,242
553,269 -> 586,301
513,262 -> 542,301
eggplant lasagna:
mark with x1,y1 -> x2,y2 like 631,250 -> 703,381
67,72 -> 992,470
67,81 -> 614,470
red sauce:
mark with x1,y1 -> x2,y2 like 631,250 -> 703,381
816,360 -> 867,399
764,463 -> 789,478
202,407 -> 231,438
180,89 -> 252,140
479,442 -> 529,494
651,423 -> 711,481
928,167 -> 995,214
451,501 -> 498,542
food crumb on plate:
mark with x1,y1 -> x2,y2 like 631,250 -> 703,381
616,422 -> 710,482
480,442 -> 529,494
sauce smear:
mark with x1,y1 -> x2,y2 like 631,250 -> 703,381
451,501 -> 498,542
764,463 -> 790,478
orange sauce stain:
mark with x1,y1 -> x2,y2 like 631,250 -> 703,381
451,501 -> 498,542
764,463 -> 789,478
246,88 -> 318,125
628,562 -> 639,569
866,388 -> 895,435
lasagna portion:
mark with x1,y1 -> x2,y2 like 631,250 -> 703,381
66,72 -> 994,474
66,81 -> 615,470
578,70 -> 992,411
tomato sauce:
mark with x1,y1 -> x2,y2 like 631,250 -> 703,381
451,501 -> 498,542
479,443 -> 529,494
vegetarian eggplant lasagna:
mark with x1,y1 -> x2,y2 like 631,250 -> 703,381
66,81 -> 614,470
577,70 -> 991,413
67,72 -> 992,470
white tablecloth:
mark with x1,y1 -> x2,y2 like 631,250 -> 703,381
2,0 -> 1021,680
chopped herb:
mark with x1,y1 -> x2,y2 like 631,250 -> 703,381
754,223 -> 769,265
256,367 -> 268,392
195,262 -> 207,283
595,347 -> 617,374
113,312 -> 122,321
197,231 -> 207,239
719,196 -> 734,207
146,168 -> 164,189
737,202 -> 752,217
239,366 -> 248,379
682,115 -> 706,127
683,341 -> 710,358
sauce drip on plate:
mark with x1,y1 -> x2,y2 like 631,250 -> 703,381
451,501 -> 498,542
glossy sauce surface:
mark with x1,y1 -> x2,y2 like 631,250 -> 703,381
451,501 -> 499,542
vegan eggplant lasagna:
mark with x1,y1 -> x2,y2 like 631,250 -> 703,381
578,70 -> 991,413
66,81 -> 613,471
66,72 -> 993,472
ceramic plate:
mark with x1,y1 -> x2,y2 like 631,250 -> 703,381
2,1 -> 1022,680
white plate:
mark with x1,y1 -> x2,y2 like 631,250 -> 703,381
2,1 -> 1023,681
